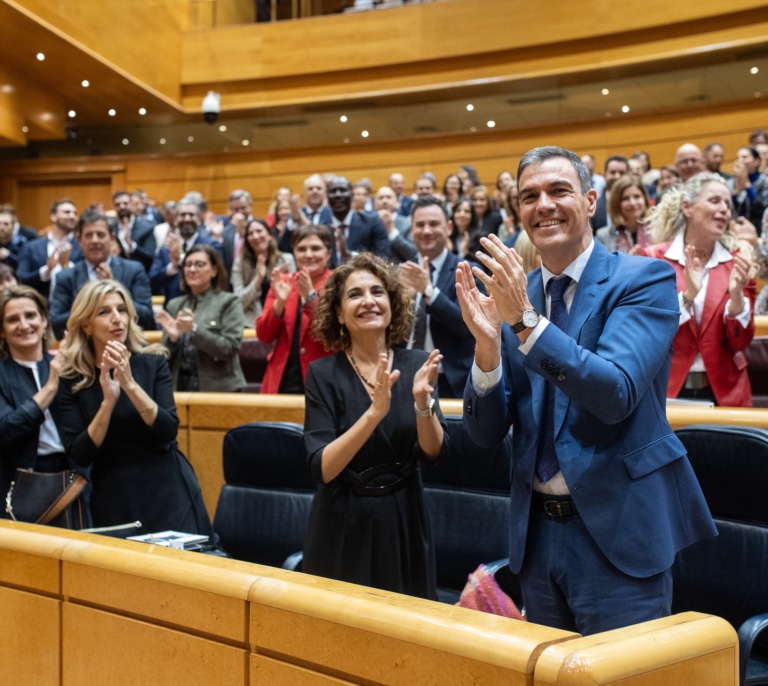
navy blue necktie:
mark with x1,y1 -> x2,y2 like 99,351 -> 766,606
412,263 -> 436,350
535,275 -> 572,483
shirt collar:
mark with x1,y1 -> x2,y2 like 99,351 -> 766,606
540,239 -> 595,292
419,247 -> 448,274
665,232 -> 732,268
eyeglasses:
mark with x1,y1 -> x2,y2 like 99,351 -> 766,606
183,261 -> 210,270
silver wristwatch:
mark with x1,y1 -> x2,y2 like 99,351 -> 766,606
512,308 -> 539,334
414,397 -> 435,417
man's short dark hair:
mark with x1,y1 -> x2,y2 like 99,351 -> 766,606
411,195 -> 449,221
112,190 -> 130,203
517,146 -> 592,194
704,142 -> 723,154
76,209 -> 111,235
604,155 -> 629,172
50,199 -> 74,215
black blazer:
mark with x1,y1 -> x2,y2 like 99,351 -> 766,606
49,258 -> 155,338
0,355 -> 66,498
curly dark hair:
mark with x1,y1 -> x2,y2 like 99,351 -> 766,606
313,252 -> 414,352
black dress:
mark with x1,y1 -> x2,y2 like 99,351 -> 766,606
302,348 -> 445,600
58,353 -> 212,536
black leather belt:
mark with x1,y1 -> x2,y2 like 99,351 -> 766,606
532,491 -> 578,518
341,461 -> 415,497
684,372 -> 710,390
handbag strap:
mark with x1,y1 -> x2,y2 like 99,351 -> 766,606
37,473 -> 88,525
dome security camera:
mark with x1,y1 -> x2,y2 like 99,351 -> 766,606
202,91 -> 221,124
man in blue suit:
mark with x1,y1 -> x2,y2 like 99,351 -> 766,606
50,209 -> 155,338
457,146 -> 715,635
398,196 -> 474,399
327,176 -> 391,268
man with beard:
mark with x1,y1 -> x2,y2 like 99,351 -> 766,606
111,190 -> 157,272
49,209 -> 154,338
327,176 -> 391,267
16,199 -> 84,300
149,201 -> 222,303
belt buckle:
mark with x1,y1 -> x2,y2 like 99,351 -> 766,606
543,500 -> 563,517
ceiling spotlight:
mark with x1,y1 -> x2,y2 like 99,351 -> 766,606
187,136 -> 194,142
68,110 -> 76,118
361,130 -> 369,138
159,138 -> 166,145
108,109 -> 116,116
138,107 -> 147,115
122,138 -> 130,145
601,88 -> 610,95
751,67 -> 759,75
466,104 -> 474,111
343,137 -> 350,144
218,124 -> 227,132
621,105 -> 630,113
470,126 -> 477,133
242,139 -> 250,146
22,126 -> 29,133
340,115 -> 348,123
81,80 -> 90,88
487,120 -> 496,128
36,53 -> 45,61
1,85 -> 14,94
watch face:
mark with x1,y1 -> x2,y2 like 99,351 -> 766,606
522,309 -> 538,327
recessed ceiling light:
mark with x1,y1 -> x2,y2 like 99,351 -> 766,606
340,115 -> 348,123
751,67 -> 759,75
108,109 -> 116,116
470,126 -> 477,132
487,120 -> 496,128
159,138 -> 166,144
122,138 -> 130,145
601,88 -> 610,95
36,53 -> 45,61
218,124 -> 227,132
466,104 -> 474,111
138,107 -> 147,115
1,85 -> 14,94
361,130 -> 369,138
621,105 -> 630,113
81,80 -> 90,88
755,92 -> 763,98
68,110 -> 76,118
605,111 -> 612,117
22,126 -> 29,133
188,136 -> 194,142
242,139 -> 250,146
343,137 -> 350,144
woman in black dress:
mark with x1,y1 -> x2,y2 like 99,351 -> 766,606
303,253 -> 446,599
58,279 -> 212,535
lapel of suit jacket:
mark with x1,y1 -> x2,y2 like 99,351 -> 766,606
110,257 -> 123,282
436,252 -> 457,292
74,261 -> 89,290
697,259 -> 730,336
526,268 -> 548,427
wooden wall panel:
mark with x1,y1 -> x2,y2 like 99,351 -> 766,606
0,587 -> 60,686
15,177 -> 113,232
62,604 -> 248,686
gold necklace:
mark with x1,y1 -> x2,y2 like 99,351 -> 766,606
348,349 -> 391,392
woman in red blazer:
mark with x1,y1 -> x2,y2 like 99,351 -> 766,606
256,224 -> 334,394
641,172 -> 756,406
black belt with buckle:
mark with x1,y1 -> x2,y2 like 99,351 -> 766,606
532,492 -> 578,518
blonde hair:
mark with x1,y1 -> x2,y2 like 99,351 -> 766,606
514,231 -> 540,274
59,280 -> 164,392
648,171 -> 736,250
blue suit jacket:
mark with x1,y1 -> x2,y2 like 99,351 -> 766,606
426,251 -> 475,398
331,211 -> 391,267
50,257 -> 155,338
463,241 -> 716,577
16,237 -> 84,299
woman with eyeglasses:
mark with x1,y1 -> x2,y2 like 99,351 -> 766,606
157,244 -> 245,392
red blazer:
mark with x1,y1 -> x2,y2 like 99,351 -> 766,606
256,270 -> 332,394
643,242 -> 756,406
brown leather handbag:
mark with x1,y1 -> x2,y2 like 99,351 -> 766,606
5,468 -> 88,530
